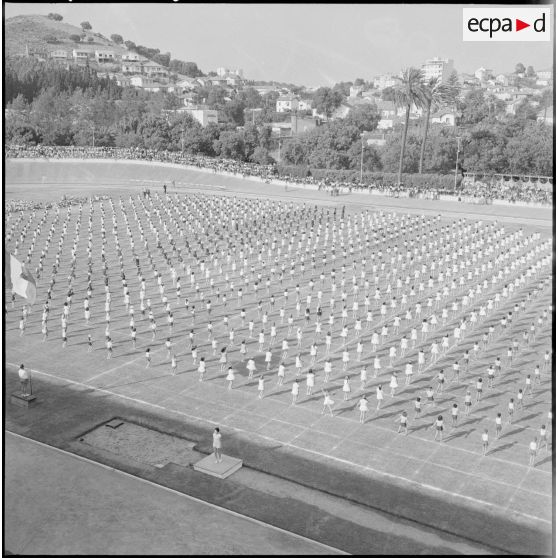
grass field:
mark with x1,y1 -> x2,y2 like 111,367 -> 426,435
4,159 -> 554,553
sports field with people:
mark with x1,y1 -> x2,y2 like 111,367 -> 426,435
4,158 -> 553,555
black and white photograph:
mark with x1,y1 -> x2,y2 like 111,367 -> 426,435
3,1 -> 554,555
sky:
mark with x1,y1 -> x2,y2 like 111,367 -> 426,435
4,2 -> 554,86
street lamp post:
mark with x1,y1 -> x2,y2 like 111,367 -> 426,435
454,136 -> 462,190
360,138 -> 364,184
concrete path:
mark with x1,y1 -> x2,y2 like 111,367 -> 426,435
4,432 -> 340,555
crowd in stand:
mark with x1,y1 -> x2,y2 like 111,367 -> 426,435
460,177 -> 552,205
5,144 -> 552,205
5,144 -> 276,178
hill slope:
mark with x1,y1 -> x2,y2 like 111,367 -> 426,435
5,14 -> 128,58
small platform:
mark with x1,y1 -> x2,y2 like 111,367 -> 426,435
11,393 -> 37,408
193,454 -> 242,479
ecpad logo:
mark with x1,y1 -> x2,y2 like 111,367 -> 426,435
463,8 -> 551,41
468,14 -> 544,37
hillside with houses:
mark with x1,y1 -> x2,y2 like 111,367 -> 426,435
4,14 -> 553,177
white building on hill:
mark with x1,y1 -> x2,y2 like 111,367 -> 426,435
373,74 -> 398,90
431,111 -> 456,126
184,108 -> 218,127
72,49 -> 90,64
122,62 -> 143,74
95,50 -> 116,63
474,67 -> 492,82
422,57 -> 454,82
276,94 -> 299,112
49,50 -> 69,61
142,60 -> 167,77
130,75 -> 155,88
122,53 -> 140,62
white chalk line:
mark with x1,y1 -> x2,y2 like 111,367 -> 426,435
86,344 -> 168,382
6,362 -> 551,527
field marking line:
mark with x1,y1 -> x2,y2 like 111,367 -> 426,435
5,431 -> 348,555
283,409 -> 553,495
284,441 -> 552,525
86,344 -> 169,383
5,362 -> 552,526
86,358 -> 147,382
505,468 -> 534,512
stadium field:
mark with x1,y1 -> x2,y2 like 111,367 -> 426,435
4,158 -> 553,554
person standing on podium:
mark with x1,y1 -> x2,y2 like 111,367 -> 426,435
18,364 -> 30,396
213,427 -> 222,463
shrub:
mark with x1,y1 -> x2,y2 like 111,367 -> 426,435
277,164 -> 310,178
277,165 -> 457,190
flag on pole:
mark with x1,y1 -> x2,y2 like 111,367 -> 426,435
5,250 -> 37,304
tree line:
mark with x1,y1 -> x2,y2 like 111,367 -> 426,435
4,57 -> 553,176
280,68 -> 552,177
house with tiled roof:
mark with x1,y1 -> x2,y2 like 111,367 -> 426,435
122,61 -> 143,74
142,60 -> 167,77
431,111 -> 456,126
276,94 -> 299,113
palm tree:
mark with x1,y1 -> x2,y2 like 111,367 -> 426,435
418,77 -> 453,174
392,67 -> 426,185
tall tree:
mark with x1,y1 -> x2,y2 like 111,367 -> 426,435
392,67 -> 425,184
153,52 -> 171,67
312,87 -> 344,118
418,77 -> 455,174
445,70 -> 461,107
344,104 -> 380,132
526,65 -> 536,78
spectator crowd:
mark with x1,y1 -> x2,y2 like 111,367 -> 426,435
5,144 -> 552,205
460,177 -> 552,205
